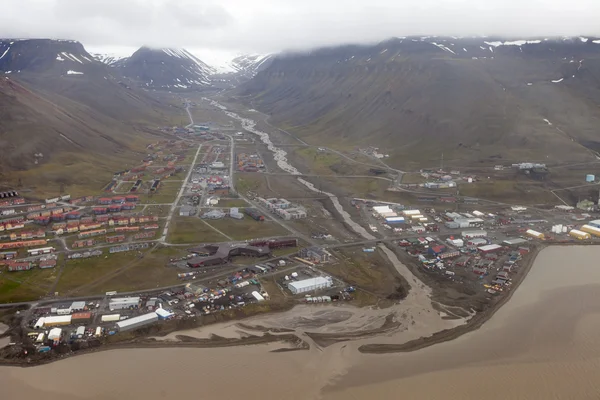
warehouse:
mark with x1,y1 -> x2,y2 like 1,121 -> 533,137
48,328 -> 62,341
446,238 -> 464,247
502,238 -> 529,246
288,276 -> 333,294
179,205 -> 195,217
187,243 -> 271,268
155,308 -> 174,320
101,314 -> 120,322
109,297 -> 140,311
116,312 -> 158,332
385,216 -> 405,224
587,220 -> 600,229
461,230 -> 487,239
70,301 -> 86,312
40,315 -> 72,327
402,209 -> 421,216
467,238 -> 488,247
569,229 -> 591,240
478,244 -> 503,253
71,312 -> 92,322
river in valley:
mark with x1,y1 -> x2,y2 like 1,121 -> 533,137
2,246 -> 600,399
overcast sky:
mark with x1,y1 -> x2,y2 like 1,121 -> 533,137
2,0 -> 600,54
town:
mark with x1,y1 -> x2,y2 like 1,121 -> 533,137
4,97 -> 600,363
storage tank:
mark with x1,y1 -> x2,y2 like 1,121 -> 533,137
569,229 -> 591,240
580,225 -> 600,237
586,174 -> 595,182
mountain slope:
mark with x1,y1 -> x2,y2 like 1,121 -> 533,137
115,47 -> 213,90
0,39 -> 173,191
241,37 -> 600,166
230,54 -> 273,78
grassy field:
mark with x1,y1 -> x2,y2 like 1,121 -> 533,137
138,182 -> 182,204
167,216 -> 229,244
216,199 -> 249,208
83,246 -> 185,294
142,205 -> 171,217
235,174 -> 269,194
54,252 -> 141,295
325,247 -> 406,299
320,177 -> 395,200
0,273 -> 48,303
401,173 -> 429,184
458,179 -> 556,204
205,218 -> 290,241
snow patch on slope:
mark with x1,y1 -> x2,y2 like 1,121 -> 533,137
485,40 -> 541,47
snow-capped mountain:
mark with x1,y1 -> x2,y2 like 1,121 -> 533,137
87,46 -> 134,66
230,54 -> 273,77
114,47 -> 214,89
186,49 -> 273,77
0,38 -> 106,77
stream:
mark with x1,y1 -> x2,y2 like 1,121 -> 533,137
204,99 -> 376,240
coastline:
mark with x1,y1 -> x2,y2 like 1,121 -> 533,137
360,242 -> 551,353
2,242 -> 595,367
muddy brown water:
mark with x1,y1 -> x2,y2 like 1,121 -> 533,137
2,246 -> 600,399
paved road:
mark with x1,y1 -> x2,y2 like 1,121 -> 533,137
160,142 -> 203,241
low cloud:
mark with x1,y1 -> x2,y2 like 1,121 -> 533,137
1,0 -> 600,53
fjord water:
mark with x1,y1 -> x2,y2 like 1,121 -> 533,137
3,246 -> 600,400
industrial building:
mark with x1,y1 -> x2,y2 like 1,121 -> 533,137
101,314 -> 120,322
502,238 -> 529,246
70,301 -> 86,312
587,220 -> 600,229
385,216 -> 405,224
299,246 -> 331,263
109,297 -> 140,311
245,208 -> 265,221
37,315 -> 72,327
446,238 -> 464,247
116,312 -> 158,332
230,207 -> 244,219
179,205 -> 196,217
478,244 -> 503,253
187,243 -> 271,268
288,276 -> 333,294
155,308 -> 174,319
461,230 -> 487,239
467,238 -> 488,247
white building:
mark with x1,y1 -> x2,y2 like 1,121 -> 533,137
109,297 -> 140,311
461,230 -> 487,239
70,301 -> 86,311
288,276 -> 333,294
116,312 -> 158,331
48,328 -> 62,341
101,314 -> 120,322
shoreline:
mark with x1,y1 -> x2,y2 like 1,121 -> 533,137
1,242 -> 595,367
360,242 -> 553,353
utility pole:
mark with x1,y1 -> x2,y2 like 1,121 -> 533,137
440,153 -> 444,171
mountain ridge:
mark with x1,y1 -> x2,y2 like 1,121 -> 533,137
240,36 -> 600,167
